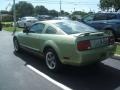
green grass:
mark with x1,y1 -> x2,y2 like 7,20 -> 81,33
116,45 -> 120,55
3,27 -> 23,32
2,22 -> 23,32
2,22 -> 13,24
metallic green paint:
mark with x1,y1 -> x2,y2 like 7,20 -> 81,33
14,20 -> 116,66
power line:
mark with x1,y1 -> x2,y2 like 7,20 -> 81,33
24,2 -> 97,5
16,0 -> 97,5
21,0 -> 97,4
6,2 -> 12,10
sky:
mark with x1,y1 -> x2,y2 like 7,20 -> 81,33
0,0 -> 100,13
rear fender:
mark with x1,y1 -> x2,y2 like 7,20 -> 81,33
41,40 -> 62,61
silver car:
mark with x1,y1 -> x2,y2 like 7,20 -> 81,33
17,16 -> 38,28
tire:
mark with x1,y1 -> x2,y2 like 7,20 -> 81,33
104,29 -> 117,41
104,30 -> 114,36
0,23 -> 2,31
13,38 -> 21,52
24,23 -> 27,28
0,27 -> 2,31
44,48 -> 62,72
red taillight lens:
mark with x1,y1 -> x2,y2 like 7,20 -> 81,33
77,40 -> 91,51
109,36 -> 115,45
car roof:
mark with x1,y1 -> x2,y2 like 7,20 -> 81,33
96,12 -> 120,15
23,16 -> 36,18
40,20 -> 64,24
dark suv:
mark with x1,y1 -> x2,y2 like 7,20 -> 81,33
81,13 -> 120,41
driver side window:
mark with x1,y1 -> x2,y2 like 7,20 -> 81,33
21,18 -> 25,21
30,23 -> 45,33
45,26 -> 57,34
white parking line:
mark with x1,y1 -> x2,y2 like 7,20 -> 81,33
27,65 -> 72,90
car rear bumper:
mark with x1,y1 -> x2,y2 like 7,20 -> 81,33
62,44 -> 116,66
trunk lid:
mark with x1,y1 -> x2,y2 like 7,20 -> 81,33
71,32 -> 114,50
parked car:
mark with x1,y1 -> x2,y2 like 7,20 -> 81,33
13,20 -> 116,72
54,16 -> 70,20
80,12 -> 120,41
17,16 -> 38,28
37,15 -> 53,21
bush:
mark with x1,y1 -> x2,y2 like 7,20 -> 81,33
71,15 -> 77,20
2,22 -> 13,27
2,15 -> 13,22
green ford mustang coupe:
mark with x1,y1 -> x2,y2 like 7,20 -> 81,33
13,20 -> 116,72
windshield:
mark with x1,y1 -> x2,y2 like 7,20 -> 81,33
54,21 -> 97,34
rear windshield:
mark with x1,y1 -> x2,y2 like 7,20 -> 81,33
54,21 -> 97,34
26,17 -> 37,20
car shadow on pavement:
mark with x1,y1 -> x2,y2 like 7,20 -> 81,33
14,50 -> 120,90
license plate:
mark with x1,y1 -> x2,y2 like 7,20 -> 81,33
90,38 -> 109,48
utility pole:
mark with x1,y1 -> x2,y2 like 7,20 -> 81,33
74,8 -> 75,12
0,10 -> 2,22
13,0 -> 16,35
59,0 -> 61,16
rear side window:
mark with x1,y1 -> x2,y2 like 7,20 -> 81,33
107,14 -> 117,20
30,23 -> 45,33
94,14 -> 107,20
45,26 -> 57,34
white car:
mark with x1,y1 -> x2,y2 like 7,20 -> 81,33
17,17 -> 38,28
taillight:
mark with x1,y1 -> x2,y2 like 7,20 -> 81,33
109,36 -> 115,45
77,40 -> 91,51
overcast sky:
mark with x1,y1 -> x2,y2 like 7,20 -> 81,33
1,0 -> 100,13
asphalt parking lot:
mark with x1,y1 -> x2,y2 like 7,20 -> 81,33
1,30 -> 120,90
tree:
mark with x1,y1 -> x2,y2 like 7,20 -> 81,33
60,10 -> 69,16
113,0 -> 120,11
100,0 -> 120,12
34,5 -> 48,15
0,10 -> 10,14
72,11 -> 87,17
49,10 -> 58,17
100,0 -> 113,11
11,1 -> 34,18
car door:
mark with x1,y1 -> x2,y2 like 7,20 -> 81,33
92,13 -> 108,30
24,23 -> 45,52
